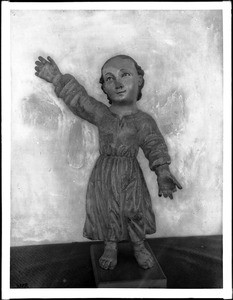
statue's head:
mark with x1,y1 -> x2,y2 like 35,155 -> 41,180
99,55 -> 145,105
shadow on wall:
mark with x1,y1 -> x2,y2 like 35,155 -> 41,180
11,92 -> 99,245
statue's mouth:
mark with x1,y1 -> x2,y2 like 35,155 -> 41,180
116,90 -> 126,95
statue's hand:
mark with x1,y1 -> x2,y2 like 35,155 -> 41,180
35,56 -> 62,84
157,170 -> 182,200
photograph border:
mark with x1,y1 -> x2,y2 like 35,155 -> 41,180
2,2 -> 232,299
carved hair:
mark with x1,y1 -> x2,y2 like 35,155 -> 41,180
99,55 -> 145,104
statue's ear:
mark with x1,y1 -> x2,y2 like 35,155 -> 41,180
138,75 -> 143,87
102,82 -> 106,93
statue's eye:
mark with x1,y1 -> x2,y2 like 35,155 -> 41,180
106,76 -> 113,82
122,72 -> 131,77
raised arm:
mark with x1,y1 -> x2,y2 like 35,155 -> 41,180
35,56 -> 108,125
138,112 -> 182,199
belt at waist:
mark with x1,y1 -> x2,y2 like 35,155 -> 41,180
99,153 -> 136,159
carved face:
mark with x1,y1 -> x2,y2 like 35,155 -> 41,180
102,57 -> 143,105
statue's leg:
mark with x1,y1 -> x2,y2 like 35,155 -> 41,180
132,240 -> 155,269
99,241 -> 118,270
127,218 -> 155,269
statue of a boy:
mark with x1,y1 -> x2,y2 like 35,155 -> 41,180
35,54 -> 182,270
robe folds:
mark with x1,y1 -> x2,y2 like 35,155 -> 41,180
54,74 -> 171,242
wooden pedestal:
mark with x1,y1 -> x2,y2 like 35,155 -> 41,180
90,241 -> 167,288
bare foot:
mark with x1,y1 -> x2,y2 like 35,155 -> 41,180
133,241 -> 155,269
99,242 -> 118,270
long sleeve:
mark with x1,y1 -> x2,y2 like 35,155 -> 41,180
137,112 -> 171,171
53,73 -> 108,126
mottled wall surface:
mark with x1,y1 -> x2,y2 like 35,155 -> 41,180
11,10 -> 223,246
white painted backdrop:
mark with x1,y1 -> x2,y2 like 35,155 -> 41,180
11,10 -> 222,246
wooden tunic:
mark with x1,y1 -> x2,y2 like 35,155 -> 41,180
53,74 -> 171,242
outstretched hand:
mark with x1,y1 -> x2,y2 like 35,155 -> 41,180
157,171 -> 182,200
35,56 -> 62,84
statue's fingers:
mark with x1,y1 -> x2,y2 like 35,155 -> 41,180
172,176 -> 182,189
47,56 -> 57,67
35,72 -> 39,76
158,188 -> 162,197
172,186 -> 177,193
35,61 -> 43,66
38,56 -> 47,64
168,192 -> 173,200
35,66 -> 40,72
163,191 -> 168,198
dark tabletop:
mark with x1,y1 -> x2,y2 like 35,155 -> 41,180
10,235 -> 222,288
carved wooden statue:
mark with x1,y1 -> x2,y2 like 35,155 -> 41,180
35,54 -> 182,270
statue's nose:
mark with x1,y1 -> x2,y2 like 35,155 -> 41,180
115,79 -> 124,89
